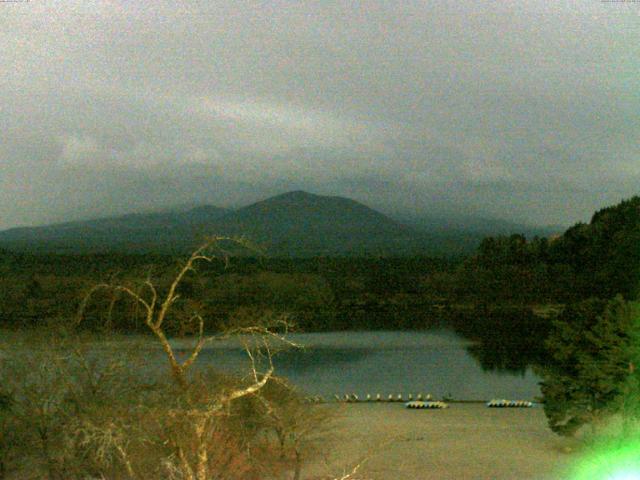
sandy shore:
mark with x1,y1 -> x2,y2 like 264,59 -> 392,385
305,403 -> 576,480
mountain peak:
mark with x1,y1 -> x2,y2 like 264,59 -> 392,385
271,190 -> 318,201
0,191 -> 484,256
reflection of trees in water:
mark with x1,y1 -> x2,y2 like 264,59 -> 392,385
273,347 -> 374,373
450,306 -> 550,375
189,347 -> 374,375
465,343 -> 532,375
187,310 -> 551,378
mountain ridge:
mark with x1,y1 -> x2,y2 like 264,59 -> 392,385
0,191 -> 561,256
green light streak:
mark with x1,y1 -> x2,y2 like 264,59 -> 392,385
567,438 -> 640,480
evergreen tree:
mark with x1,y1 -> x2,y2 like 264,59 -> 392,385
537,296 -> 640,436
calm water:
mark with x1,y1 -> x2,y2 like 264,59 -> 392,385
178,330 -> 541,401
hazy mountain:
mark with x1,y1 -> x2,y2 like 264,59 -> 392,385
0,206 -> 229,254
0,191 -> 555,256
209,190 -> 421,255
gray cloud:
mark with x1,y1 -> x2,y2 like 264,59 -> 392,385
1,0 -> 638,230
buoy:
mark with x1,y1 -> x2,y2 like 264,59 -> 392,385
405,400 -> 448,409
487,398 -> 532,408
376,393 -> 382,402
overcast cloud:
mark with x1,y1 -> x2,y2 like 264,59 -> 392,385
1,0 -> 639,230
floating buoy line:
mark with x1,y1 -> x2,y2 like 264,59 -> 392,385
405,400 -> 448,409
303,394 -> 536,408
486,399 -> 533,408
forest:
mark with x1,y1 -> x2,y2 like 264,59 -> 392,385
0,196 -> 638,478
1,196 -> 637,335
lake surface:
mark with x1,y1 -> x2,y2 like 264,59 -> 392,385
177,330 -> 541,401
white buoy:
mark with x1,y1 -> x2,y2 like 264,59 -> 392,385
376,393 -> 382,402
406,400 -> 448,410
487,399 -> 510,408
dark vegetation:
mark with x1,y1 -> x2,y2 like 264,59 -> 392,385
535,296 -> 640,437
0,193 -> 638,465
0,327 -> 332,480
1,197 -> 637,334
0,240 -> 335,480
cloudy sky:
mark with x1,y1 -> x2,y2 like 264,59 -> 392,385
1,0 -> 638,230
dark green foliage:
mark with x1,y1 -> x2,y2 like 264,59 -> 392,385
1,194 -> 638,305
0,253 -> 458,331
0,195 -> 637,387
0,392 -> 11,412
536,296 -> 640,436
464,196 -> 640,302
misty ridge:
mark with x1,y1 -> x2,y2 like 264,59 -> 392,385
0,190 -> 559,256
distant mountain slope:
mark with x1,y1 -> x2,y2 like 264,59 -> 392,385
0,206 -> 229,254
0,191 -> 554,256
210,191 -> 421,255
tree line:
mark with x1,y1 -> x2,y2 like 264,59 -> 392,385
1,195 -> 639,449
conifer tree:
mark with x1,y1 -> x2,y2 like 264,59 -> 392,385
537,296 -> 640,436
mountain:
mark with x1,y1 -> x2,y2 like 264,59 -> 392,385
211,190 -> 424,255
0,206 -> 229,254
0,191 -> 552,256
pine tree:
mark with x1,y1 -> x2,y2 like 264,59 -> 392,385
537,296 -> 640,436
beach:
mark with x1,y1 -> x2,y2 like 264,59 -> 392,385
306,403 -> 575,480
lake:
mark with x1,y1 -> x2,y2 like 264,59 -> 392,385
177,330 -> 542,401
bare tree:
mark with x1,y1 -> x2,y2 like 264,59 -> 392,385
75,237 -> 305,480
1,238 -> 342,479
77,237 -> 266,386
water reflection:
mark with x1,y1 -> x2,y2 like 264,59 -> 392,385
465,343 -> 532,376
181,330 -> 542,400
449,306 -> 549,375
271,347 -> 375,373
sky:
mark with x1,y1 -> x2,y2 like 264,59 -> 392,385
1,0 -> 639,230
